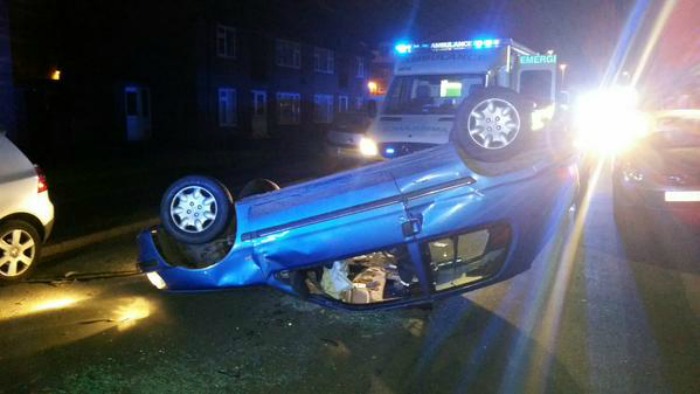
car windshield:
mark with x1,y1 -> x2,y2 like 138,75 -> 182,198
383,74 -> 485,115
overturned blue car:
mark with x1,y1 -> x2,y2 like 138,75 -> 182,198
138,88 -> 579,310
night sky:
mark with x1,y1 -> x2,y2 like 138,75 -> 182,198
11,0 -> 696,94
277,0 -> 636,87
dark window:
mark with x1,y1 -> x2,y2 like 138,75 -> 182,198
384,74 -> 484,115
519,70 -> 554,106
126,92 -> 138,116
250,42 -> 268,81
423,225 -> 509,291
142,89 -> 150,117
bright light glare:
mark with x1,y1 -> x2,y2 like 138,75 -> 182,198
32,297 -> 79,312
359,137 -> 378,156
395,43 -> 412,54
115,298 -> 151,331
531,104 -> 555,131
574,87 -> 650,155
367,81 -> 378,95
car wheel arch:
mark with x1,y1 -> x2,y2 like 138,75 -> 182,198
0,213 -> 46,241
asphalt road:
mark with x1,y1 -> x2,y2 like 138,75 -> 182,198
0,165 -> 698,393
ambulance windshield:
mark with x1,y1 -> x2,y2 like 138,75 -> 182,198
383,74 -> 485,115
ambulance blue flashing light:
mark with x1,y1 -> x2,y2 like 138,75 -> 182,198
395,43 -> 413,55
395,38 -> 501,54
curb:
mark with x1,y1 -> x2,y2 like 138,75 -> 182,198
43,217 -> 160,258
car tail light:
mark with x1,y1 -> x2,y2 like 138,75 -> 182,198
34,165 -> 48,193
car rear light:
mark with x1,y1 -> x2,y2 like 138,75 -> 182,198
34,165 -> 48,193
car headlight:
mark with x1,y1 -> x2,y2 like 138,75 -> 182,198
359,137 -> 378,157
146,272 -> 168,290
574,87 -> 650,155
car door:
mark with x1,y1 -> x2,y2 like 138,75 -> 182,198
124,85 -> 151,142
242,165 -> 411,271
390,144 -> 514,298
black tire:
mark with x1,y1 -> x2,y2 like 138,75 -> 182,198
239,178 -> 280,199
451,87 -> 533,162
0,220 -> 42,283
160,176 -> 234,244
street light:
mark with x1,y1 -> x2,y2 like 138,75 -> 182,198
559,63 -> 568,88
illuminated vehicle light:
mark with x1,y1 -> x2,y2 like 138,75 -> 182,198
146,272 -> 167,289
574,87 -> 650,155
404,38 -> 502,54
359,137 -> 378,157
386,147 -> 395,155
367,81 -> 379,95
394,43 -> 413,54
665,191 -> 700,202
34,165 -> 49,193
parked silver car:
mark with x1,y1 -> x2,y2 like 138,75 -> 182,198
0,132 -> 54,282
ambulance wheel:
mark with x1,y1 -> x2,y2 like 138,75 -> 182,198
451,87 -> 533,162
161,176 -> 234,244
239,178 -> 280,198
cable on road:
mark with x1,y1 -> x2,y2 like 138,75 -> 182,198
26,270 -> 144,285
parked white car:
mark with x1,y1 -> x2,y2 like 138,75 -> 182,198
0,132 -> 54,282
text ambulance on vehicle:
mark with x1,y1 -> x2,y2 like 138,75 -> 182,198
359,38 -> 564,161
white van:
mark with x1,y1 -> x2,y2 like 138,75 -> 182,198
362,38 -> 561,159
0,131 -> 54,282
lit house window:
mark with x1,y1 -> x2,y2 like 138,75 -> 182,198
277,92 -> 301,125
313,94 -> 334,123
338,96 -> 349,112
314,47 -> 334,74
218,88 -> 237,127
276,40 -> 301,69
216,25 -> 236,58
356,57 -> 365,78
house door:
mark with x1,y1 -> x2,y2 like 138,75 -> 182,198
251,90 -> 268,138
125,86 -> 151,141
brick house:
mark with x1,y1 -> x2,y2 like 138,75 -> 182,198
7,0 -> 371,151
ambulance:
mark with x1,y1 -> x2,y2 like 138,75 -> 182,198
360,38 -> 563,160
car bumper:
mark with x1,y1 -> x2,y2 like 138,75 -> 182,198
43,217 -> 54,241
614,178 -> 700,225
324,142 -> 366,160
34,192 -> 55,241
137,228 -> 266,291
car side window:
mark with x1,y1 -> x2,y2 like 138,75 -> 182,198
294,246 -> 424,305
424,224 -> 510,291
